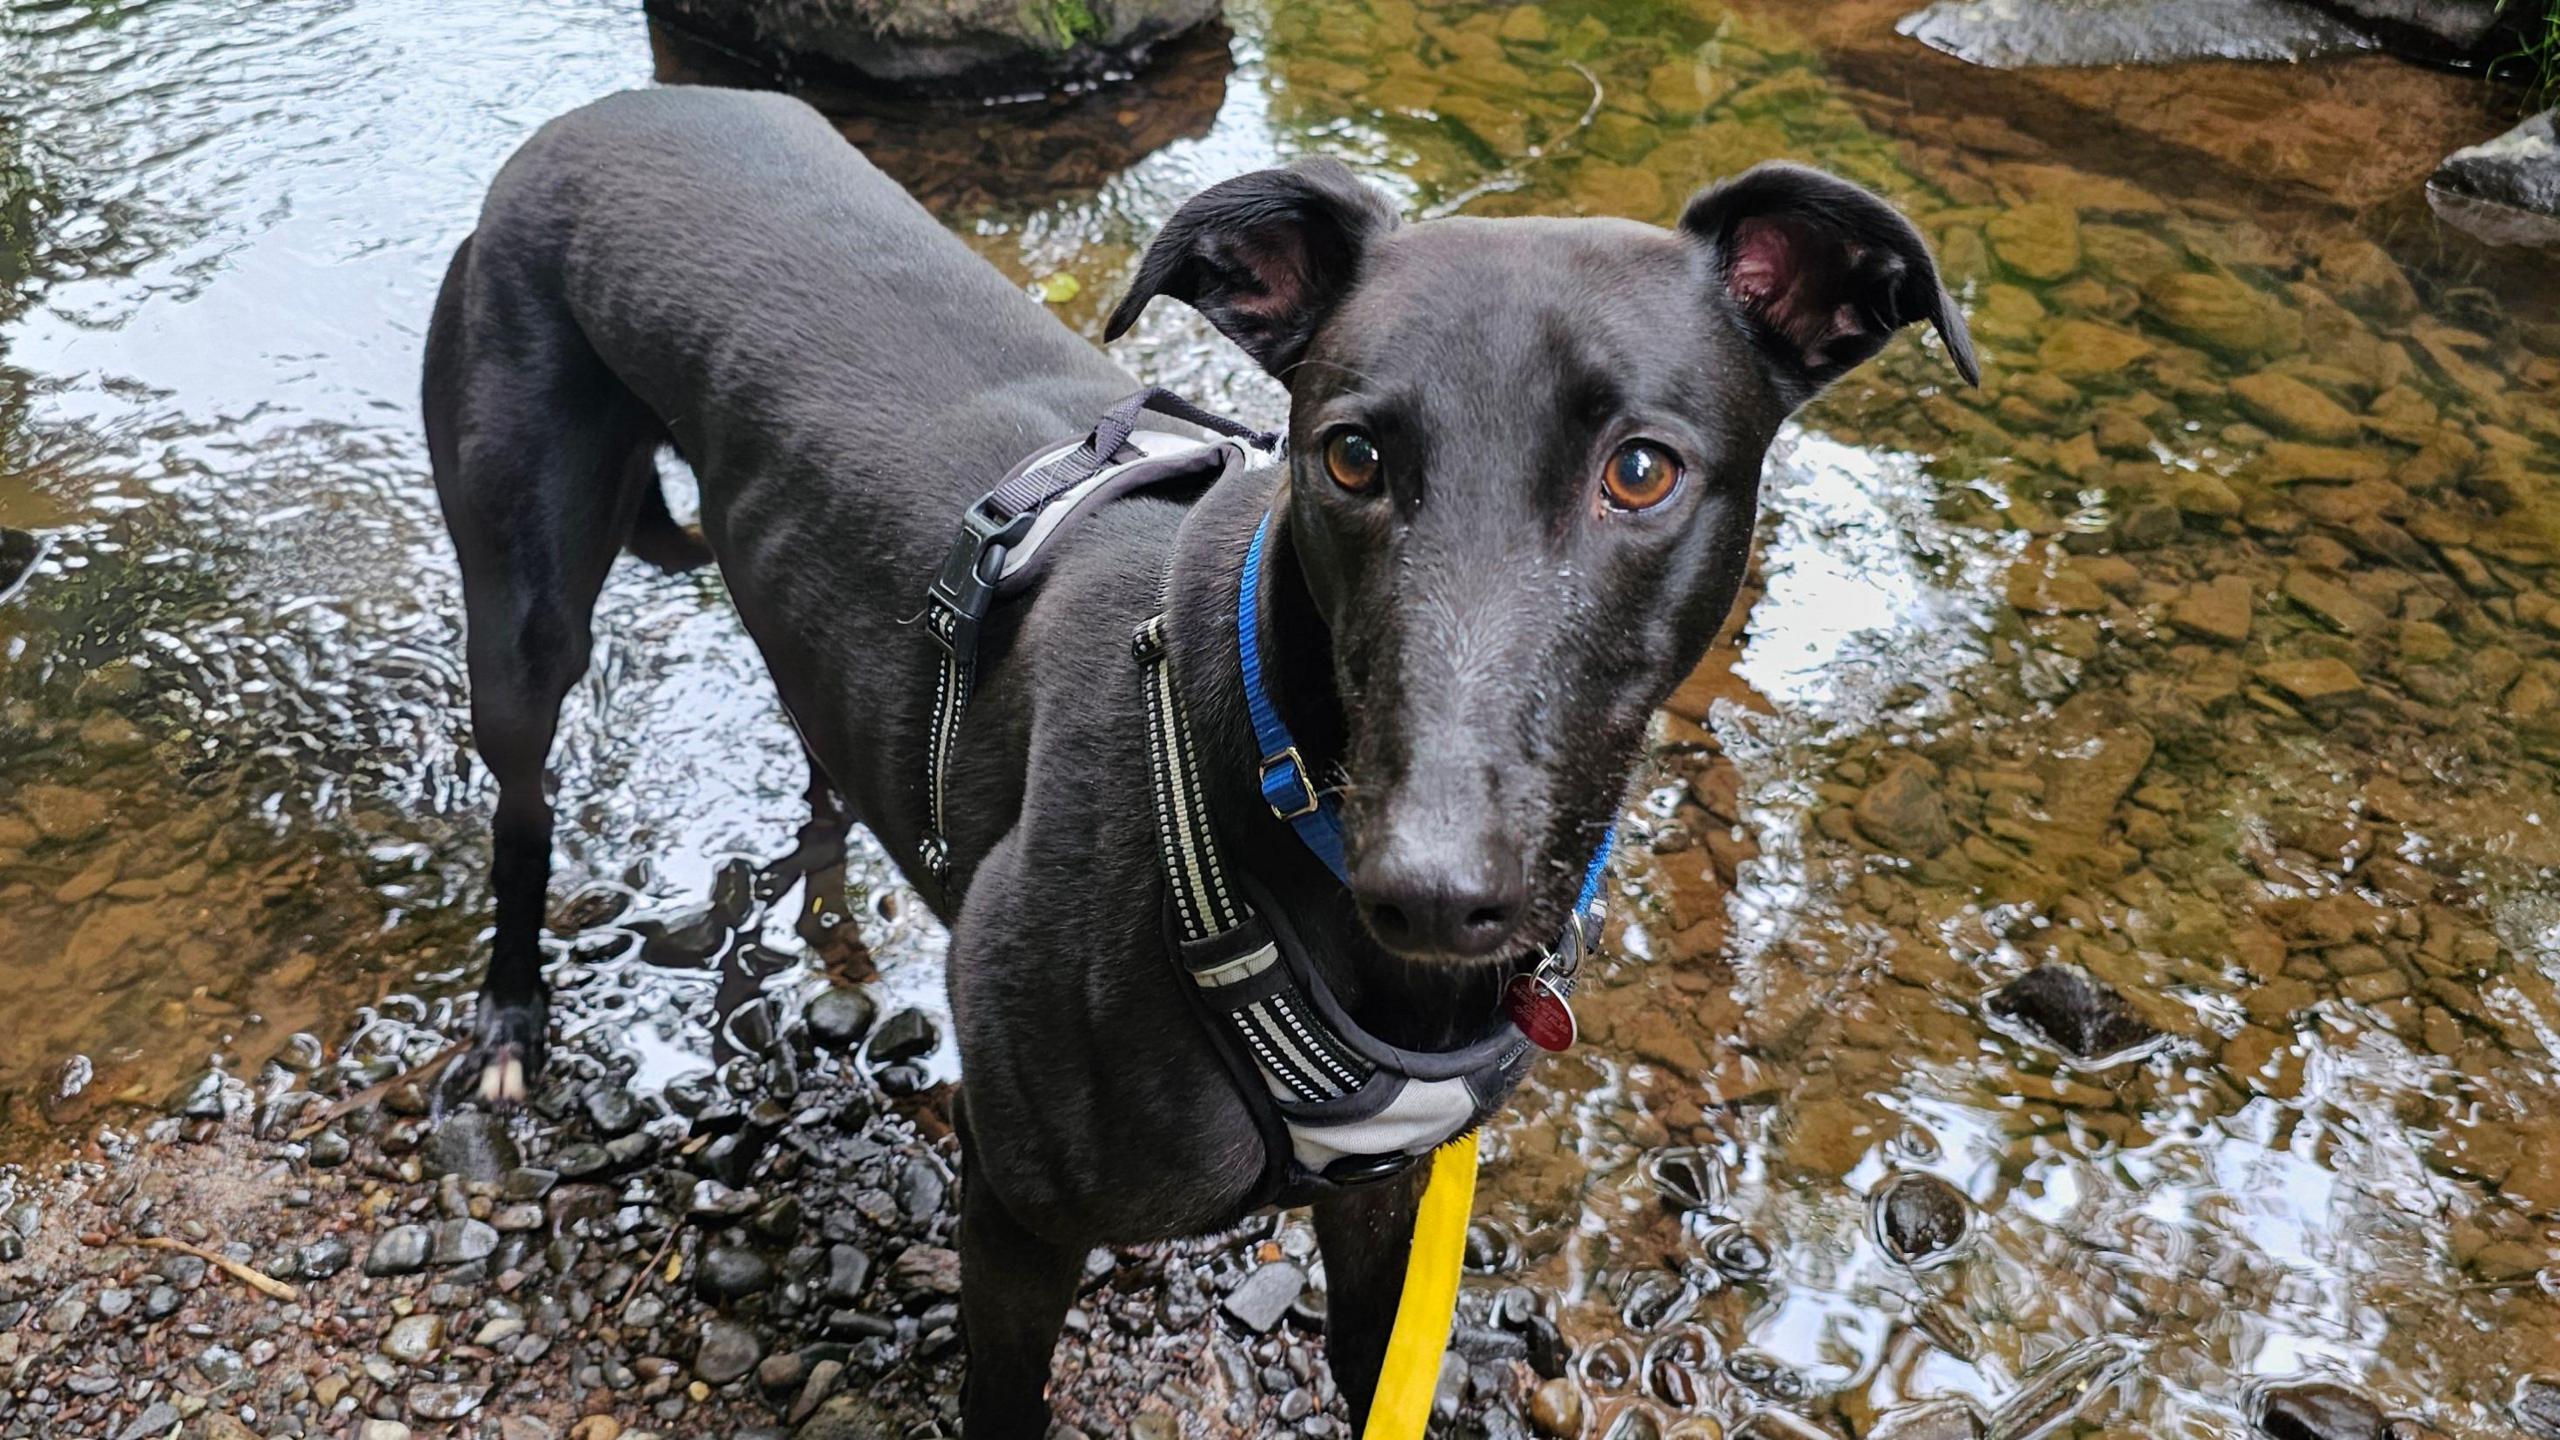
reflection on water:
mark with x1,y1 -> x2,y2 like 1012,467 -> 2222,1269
3,0 -> 2559,1434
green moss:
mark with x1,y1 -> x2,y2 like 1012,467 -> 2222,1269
1031,0 -> 1100,48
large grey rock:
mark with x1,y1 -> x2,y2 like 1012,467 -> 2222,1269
2305,0 -> 2506,55
1898,0 -> 2374,67
645,0 -> 1223,97
2429,110 -> 2560,249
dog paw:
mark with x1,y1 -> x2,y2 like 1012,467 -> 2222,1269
461,998 -> 548,1110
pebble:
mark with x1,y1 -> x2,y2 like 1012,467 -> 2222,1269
697,1245 -> 776,1302
366,1224 -> 433,1276
117,1403 -> 183,1440
432,1217 -> 500,1266
381,1313 -> 446,1365
806,987 -> 879,1050
422,1111 -> 522,1181
1529,1377 -> 1584,1438
867,1008 -> 940,1065
358,1424 -> 413,1440
694,1318 -> 764,1385
885,1244 -> 962,1305
1221,1261 -> 1307,1334
824,1244 -> 873,1306
411,1382 -> 488,1421
300,1235 -> 353,1278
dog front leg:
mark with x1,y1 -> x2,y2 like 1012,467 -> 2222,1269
957,1121 -> 1084,1436
1312,1165 -> 1429,1429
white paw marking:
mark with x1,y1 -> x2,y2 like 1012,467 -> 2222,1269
477,1054 -> 526,1106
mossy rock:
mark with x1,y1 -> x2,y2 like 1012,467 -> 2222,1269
646,0 -> 1222,97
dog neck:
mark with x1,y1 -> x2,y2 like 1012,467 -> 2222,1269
1164,465 -> 1514,1054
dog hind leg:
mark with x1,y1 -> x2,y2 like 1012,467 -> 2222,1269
426,234 -> 665,1105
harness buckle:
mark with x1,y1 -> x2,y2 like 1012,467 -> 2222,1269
1257,747 -> 1322,821
927,496 -> 1037,662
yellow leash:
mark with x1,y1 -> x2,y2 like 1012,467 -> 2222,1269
1361,1131 -> 1481,1440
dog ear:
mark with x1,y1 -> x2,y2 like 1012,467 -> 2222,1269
1679,163 -> 1978,404
1104,158 -> 1400,380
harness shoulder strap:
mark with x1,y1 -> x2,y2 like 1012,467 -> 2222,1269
914,389 -> 1278,890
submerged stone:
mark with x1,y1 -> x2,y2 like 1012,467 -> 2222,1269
1986,965 -> 2159,1061
2255,1380 -> 2387,1440
1853,762 -> 1956,859
2517,1376 -> 2560,1440
1871,1172 -> 1972,1264
1871,1399 -> 1988,1440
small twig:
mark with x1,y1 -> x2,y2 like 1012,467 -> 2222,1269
288,1041 -> 468,1140
621,1225 -> 683,1314
139,1236 -> 299,1302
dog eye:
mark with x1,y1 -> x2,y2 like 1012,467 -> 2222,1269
1600,440 -> 1682,511
1324,430 -> 1382,493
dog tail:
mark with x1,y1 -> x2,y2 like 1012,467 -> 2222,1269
621,443 -> 715,574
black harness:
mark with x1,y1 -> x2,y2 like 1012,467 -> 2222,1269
919,391 -> 1610,1211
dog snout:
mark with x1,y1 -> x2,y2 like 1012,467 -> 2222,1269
1350,831 -> 1528,960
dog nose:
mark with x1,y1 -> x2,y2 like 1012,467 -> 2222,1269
1351,840 -> 1528,959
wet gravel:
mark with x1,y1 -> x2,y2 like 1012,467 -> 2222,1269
0,986 -> 1449,1440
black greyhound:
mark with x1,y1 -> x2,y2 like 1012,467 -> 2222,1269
423,86 -> 1973,1434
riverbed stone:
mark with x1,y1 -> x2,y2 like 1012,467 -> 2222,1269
1872,1172 -> 1971,1263
2145,270 -> 2296,356
17,784 -> 110,843
1853,762 -> 1955,858
2258,656 -> 2365,703
805,987 -> 878,1050
366,1224 -> 433,1276
432,1217 -> 500,1266
1898,0 -> 2372,67
2169,574 -> 2254,643
1871,1399 -> 1987,1440
2516,1376 -> 2560,1439
2255,1380 -> 2386,1440
381,1313 -> 446,1365
2231,373 -> 2361,442
2037,319 -> 2152,381
1987,203 -> 2081,281
1987,965 -> 2158,1061
868,1008 -> 940,1064
2282,568 -> 2389,635
1529,1377 -> 1585,1438
694,1318 -> 764,1385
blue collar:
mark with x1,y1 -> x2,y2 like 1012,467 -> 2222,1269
1236,508 -> 1615,919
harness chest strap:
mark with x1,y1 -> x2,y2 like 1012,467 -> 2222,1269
1132,595 -> 1607,1200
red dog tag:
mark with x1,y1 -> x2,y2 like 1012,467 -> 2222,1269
1504,971 -> 1578,1052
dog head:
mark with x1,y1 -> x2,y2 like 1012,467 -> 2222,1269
1108,159 -> 1975,964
